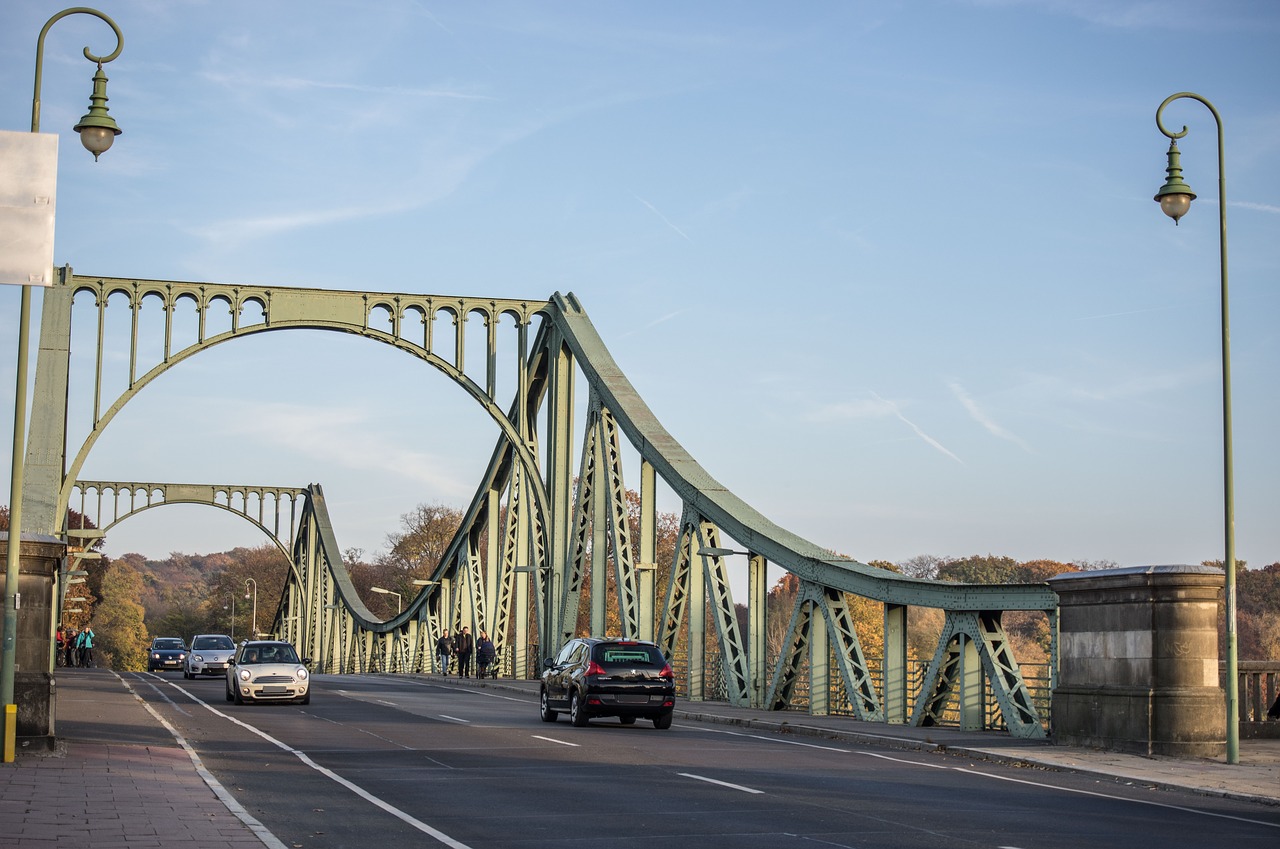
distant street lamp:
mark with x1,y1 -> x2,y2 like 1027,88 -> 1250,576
244,578 -> 258,638
225,594 -> 236,641
370,586 -> 402,615
1154,91 -> 1238,764
3,6 -> 124,764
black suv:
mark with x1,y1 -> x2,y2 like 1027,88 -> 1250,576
540,638 -> 675,729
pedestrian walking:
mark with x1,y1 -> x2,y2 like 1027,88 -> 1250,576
476,629 -> 496,678
64,628 -> 76,668
435,629 -> 454,675
455,626 -> 474,677
76,625 -> 95,667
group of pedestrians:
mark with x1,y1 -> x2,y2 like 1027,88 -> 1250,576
434,626 -> 496,677
55,624 -> 95,667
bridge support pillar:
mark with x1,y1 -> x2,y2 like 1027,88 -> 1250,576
1048,564 -> 1225,757
0,533 -> 63,744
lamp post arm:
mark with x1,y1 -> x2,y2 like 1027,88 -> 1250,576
1157,91 -> 1236,764
32,8 -> 124,134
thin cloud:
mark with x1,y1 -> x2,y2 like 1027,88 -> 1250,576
948,381 -> 1032,453
201,71 -> 493,101
222,402 -> 472,497
1233,200 -> 1280,215
189,202 -> 415,245
1073,305 -> 1177,321
619,309 -> 688,339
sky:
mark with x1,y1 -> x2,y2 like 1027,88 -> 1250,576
1,0 -> 1278,579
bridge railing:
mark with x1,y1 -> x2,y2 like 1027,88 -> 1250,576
1229,661 -> 1280,728
688,647 -> 1053,731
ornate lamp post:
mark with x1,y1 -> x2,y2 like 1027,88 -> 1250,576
244,578 -> 258,638
3,6 -> 123,763
1154,91 -> 1238,764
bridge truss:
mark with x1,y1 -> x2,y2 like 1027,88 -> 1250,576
23,268 -> 1058,736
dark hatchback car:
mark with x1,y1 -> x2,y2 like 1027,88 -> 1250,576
540,638 -> 675,729
147,637 -> 188,672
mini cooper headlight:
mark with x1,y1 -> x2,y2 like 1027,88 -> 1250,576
295,667 -> 308,680
238,668 -> 252,681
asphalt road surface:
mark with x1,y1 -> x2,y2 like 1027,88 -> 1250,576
124,672 -> 1280,849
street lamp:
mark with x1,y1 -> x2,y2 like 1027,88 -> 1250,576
1154,91 -> 1238,765
244,578 -> 258,638
370,586 -> 402,615
3,6 -> 123,765
225,594 -> 236,641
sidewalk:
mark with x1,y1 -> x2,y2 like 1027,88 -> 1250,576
0,669 -> 271,849
2,672 -> 1276,849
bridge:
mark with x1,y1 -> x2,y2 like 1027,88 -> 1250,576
22,267 -> 1058,737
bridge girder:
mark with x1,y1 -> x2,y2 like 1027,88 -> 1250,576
25,270 -> 1057,735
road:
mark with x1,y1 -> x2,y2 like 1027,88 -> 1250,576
124,671 -> 1280,849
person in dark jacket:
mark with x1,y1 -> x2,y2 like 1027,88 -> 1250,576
476,630 -> 496,678
454,626 -> 474,678
435,629 -> 454,675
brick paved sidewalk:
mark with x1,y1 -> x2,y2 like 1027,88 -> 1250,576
0,669 -> 275,849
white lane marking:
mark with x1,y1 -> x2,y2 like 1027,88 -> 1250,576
697,726 -> 850,752
679,773 -> 764,794
532,735 -> 579,747
376,699 -> 398,706
116,672 -> 288,849
439,715 -> 470,724
857,751 -> 950,770
378,677 -> 529,703
862,749 -> 1280,829
137,674 -> 193,716
160,679 -> 476,849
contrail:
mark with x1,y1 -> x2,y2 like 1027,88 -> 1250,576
870,391 -> 963,465
634,194 -> 693,242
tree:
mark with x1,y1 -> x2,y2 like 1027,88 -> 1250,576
92,560 -> 150,670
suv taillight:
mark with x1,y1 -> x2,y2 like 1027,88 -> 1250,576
585,660 -> 607,677
659,663 -> 673,679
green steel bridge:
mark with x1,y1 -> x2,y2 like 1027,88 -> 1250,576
25,268 -> 1057,737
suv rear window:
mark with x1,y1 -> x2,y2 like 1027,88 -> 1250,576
594,644 -> 665,667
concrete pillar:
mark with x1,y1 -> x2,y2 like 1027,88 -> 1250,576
1048,564 -> 1225,757
0,533 -> 64,740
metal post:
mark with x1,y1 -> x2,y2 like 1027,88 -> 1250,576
245,578 -> 257,637
4,7 -> 123,763
1155,92 -> 1237,764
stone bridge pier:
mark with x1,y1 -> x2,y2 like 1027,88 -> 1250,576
1049,564 -> 1225,758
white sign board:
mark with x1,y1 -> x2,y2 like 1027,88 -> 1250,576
0,130 -> 58,286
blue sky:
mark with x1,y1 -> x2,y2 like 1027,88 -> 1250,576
2,0 -> 1278,576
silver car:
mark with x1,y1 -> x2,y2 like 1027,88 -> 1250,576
184,634 -> 235,679
225,640 -> 311,705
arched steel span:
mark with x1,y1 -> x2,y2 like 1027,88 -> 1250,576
23,269 -> 1057,737
69,481 -> 308,560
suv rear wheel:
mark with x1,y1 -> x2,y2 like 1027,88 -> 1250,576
570,692 -> 589,727
653,711 -> 673,730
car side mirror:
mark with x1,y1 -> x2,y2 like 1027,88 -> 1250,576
302,657 -> 313,667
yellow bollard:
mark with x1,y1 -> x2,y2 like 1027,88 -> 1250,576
3,703 -> 15,763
